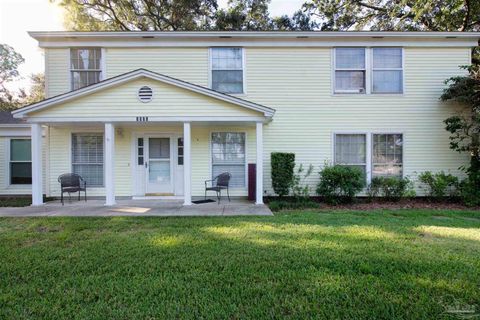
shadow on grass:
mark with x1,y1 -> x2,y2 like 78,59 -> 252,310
0,210 -> 479,319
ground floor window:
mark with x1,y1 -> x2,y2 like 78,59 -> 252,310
211,132 -> 246,188
334,132 -> 403,182
372,134 -> 403,177
10,139 -> 32,185
72,133 -> 104,187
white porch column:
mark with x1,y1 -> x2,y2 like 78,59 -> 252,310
256,122 -> 264,205
31,123 -> 43,206
183,122 -> 192,205
104,123 -> 116,206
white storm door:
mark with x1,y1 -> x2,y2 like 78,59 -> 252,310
145,137 -> 174,194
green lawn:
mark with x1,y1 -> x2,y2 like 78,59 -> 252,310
1,210 -> 479,319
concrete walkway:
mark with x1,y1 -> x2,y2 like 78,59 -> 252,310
0,199 -> 273,217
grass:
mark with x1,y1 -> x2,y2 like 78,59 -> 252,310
0,210 -> 479,319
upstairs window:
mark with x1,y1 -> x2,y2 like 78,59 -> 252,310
334,48 -> 366,94
372,48 -> 403,94
70,48 -> 102,90
334,47 -> 403,94
211,48 -> 244,94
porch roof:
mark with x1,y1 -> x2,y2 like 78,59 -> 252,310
13,69 -> 275,122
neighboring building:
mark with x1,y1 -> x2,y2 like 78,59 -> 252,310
5,31 -> 480,205
0,111 -> 35,196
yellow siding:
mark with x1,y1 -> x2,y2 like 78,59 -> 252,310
41,46 -> 472,197
243,47 -> 470,194
45,48 -> 70,98
106,48 -> 208,87
30,78 -> 261,119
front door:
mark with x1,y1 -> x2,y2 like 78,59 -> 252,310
145,137 -> 174,195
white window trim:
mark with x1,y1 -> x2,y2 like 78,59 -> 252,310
332,47 -> 404,95
71,132 -> 105,188
69,47 -> 105,91
332,131 -> 404,184
209,130 -> 248,190
6,137 -> 32,187
208,47 -> 246,95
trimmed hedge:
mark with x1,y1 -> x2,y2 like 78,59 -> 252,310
271,152 -> 295,197
316,165 -> 365,205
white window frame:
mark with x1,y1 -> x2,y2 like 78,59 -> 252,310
332,47 -> 404,95
208,47 -> 246,95
332,131 -> 404,184
69,47 -> 105,91
7,137 -> 32,187
71,132 -> 105,187
209,131 -> 248,189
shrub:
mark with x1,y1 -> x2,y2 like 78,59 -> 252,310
291,164 -> 314,200
316,164 -> 365,205
459,174 -> 480,207
375,176 -> 415,202
418,171 -> 459,199
366,177 -> 383,200
271,152 -> 295,197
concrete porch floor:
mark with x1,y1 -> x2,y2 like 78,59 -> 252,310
0,198 -> 273,217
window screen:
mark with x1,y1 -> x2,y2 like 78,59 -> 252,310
72,133 -> 104,187
372,48 -> 403,93
334,134 -> 367,177
334,48 -> 366,93
211,48 -> 243,94
211,132 -> 245,188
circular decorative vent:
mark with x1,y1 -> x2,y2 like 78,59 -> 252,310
138,86 -> 153,103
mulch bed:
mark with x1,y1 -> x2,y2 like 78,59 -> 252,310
320,198 -> 479,211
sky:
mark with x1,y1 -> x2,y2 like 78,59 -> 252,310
0,0 -> 305,92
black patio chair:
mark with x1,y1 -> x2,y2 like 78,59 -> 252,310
58,173 -> 87,205
205,172 -> 231,204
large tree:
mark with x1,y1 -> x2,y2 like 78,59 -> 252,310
55,0 -> 219,31
54,0 -> 314,31
304,0 -> 480,31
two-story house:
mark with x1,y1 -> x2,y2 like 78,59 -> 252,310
1,31 -> 479,206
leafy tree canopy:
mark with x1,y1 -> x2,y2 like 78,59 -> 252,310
304,0 -> 480,31
54,0 -> 316,31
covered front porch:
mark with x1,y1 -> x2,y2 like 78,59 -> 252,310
12,69 -> 275,209
29,120 -> 267,206
0,198 -> 272,217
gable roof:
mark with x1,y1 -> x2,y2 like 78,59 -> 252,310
13,69 -> 275,119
